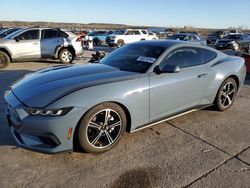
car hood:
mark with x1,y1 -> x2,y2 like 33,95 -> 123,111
11,64 -> 140,108
217,39 -> 234,42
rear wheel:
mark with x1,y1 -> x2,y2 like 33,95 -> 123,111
215,77 -> 237,111
0,51 -> 10,69
78,103 -> 127,153
116,40 -> 124,48
59,49 -> 74,64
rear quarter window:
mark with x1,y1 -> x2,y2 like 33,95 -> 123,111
58,30 -> 68,38
202,49 -> 217,63
42,29 -> 58,39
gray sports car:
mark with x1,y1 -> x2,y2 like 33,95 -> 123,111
5,40 -> 246,153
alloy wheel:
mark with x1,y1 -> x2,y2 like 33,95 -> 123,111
219,82 -> 236,108
86,109 -> 122,149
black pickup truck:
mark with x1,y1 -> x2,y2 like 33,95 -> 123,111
215,34 -> 250,53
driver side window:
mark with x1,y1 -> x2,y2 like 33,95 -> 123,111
159,47 -> 202,70
16,30 -> 39,40
125,31 -> 133,35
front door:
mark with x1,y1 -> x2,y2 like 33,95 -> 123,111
124,30 -> 134,44
150,47 -> 209,122
12,29 -> 40,60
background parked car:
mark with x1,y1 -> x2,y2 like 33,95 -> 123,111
0,28 -> 9,34
0,28 -> 23,38
168,33 -> 207,45
74,30 -> 88,43
229,30 -> 244,35
215,34 -> 250,52
87,31 -> 109,45
0,27 -> 83,68
164,28 -> 175,38
220,31 -> 230,38
206,30 -> 224,44
106,29 -> 153,48
178,31 -> 199,35
148,32 -> 159,40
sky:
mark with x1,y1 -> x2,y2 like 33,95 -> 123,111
0,0 -> 250,29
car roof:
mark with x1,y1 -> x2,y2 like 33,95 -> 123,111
23,27 -> 61,31
175,33 -> 196,36
132,40 -> 215,52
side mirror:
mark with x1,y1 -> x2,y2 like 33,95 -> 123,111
14,37 -> 20,42
153,65 -> 180,74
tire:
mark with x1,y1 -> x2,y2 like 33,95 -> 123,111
59,48 -> 74,64
215,77 -> 237,111
0,51 -> 10,69
116,40 -> 124,48
78,102 -> 127,153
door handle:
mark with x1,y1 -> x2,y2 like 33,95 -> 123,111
197,73 -> 208,78
33,42 -> 39,45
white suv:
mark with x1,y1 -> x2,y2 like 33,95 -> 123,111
0,28 -> 84,68
106,29 -> 155,47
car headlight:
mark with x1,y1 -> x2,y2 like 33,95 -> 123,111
24,107 -> 73,116
229,41 -> 235,44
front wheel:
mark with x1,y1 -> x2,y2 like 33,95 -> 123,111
215,77 -> 237,111
78,103 -> 127,153
59,49 -> 74,64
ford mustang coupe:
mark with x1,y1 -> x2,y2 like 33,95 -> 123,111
5,40 -> 246,153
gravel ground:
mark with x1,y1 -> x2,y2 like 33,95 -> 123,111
0,49 -> 249,188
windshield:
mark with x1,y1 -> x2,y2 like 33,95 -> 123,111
4,28 -> 25,39
226,35 -> 241,40
113,30 -> 126,35
101,44 -> 165,73
169,34 -> 186,40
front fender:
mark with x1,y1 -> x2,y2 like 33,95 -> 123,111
47,75 -> 150,132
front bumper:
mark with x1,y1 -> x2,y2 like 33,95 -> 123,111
5,91 -> 84,154
106,37 -> 116,45
215,43 -> 232,49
